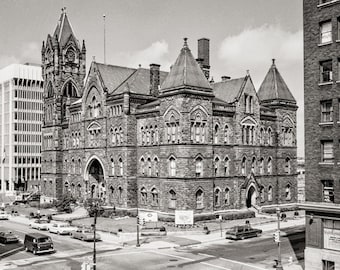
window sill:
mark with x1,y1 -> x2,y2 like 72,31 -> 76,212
319,162 -> 335,165
318,42 -> 333,47
317,0 -> 340,8
319,122 -> 333,126
318,82 -> 333,86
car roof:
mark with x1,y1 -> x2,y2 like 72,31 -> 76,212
25,233 -> 50,238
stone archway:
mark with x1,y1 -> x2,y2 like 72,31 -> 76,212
246,185 -> 257,208
84,157 -> 106,200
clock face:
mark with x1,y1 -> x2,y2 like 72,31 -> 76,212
66,50 -> 75,62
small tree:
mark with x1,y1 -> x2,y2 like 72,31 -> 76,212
55,193 -> 76,213
84,198 -> 104,217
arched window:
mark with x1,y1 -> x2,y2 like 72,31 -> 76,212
64,181 -> 69,193
166,112 -> 180,143
141,187 -> 147,204
71,158 -> 75,174
62,81 -> 78,98
251,157 -> 256,174
119,158 -> 123,176
225,188 -> 230,205
196,189 -> 204,209
214,188 -> 221,207
214,124 -> 219,144
241,157 -> 247,176
141,127 -> 144,145
155,126 -> 159,144
147,158 -> 152,176
117,127 -> 121,145
224,157 -> 230,176
111,158 -> 115,175
169,189 -> 176,209
268,186 -> 273,201
224,125 -> 229,144
71,183 -> 75,196
190,111 -> 206,143
77,183 -> 82,198
78,159 -> 82,174
111,128 -> 116,145
285,157 -> 291,174
154,157 -> 159,176
259,157 -> 264,175
267,157 -> 272,174
169,156 -> 176,177
151,188 -> 159,206
47,82 -> 53,98
285,184 -> 291,200
260,186 -> 265,202
214,156 -> 220,176
109,186 -> 114,203
260,128 -> 264,145
195,157 -> 203,177
146,127 -> 150,144
268,128 -> 273,145
140,157 -> 145,175
118,186 -> 123,203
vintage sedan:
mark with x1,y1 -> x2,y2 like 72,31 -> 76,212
49,223 -> 77,235
71,228 -> 101,241
0,211 -> 9,220
225,225 -> 262,240
0,231 -> 19,244
29,219 -> 51,230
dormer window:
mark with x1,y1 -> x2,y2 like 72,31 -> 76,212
244,94 -> 253,113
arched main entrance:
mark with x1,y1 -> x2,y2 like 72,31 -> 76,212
84,157 -> 106,200
246,185 -> 257,208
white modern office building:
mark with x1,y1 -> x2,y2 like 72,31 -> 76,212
0,63 -> 43,201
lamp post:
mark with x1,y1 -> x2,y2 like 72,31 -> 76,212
89,199 -> 102,270
136,207 -> 140,247
276,207 -> 283,270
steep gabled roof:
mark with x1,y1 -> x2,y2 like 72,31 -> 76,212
94,63 -> 168,95
53,8 -> 79,48
257,59 -> 296,104
161,38 -> 212,92
212,77 -> 247,104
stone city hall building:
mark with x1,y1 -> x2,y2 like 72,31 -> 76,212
40,10 -> 298,213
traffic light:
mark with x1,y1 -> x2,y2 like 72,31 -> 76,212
273,231 -> 280,243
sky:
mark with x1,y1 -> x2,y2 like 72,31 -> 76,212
0,0 -> 304,156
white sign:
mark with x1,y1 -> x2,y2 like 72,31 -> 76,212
175,210 -> 194,225
139,211 -> 158,223
324,228 -> 340,251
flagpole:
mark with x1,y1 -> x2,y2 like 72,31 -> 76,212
103,14 -> 106,64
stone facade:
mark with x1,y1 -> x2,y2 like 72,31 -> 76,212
41,10 -> 298,213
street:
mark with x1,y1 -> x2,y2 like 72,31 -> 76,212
0,218 -> 305,270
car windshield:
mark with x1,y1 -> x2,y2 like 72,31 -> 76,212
59,224 -> 68,228
38,220 -> 48,224
38,237 -> 51,243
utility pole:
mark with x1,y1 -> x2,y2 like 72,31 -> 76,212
92,202 -> 98,270
276,207 -> 283,270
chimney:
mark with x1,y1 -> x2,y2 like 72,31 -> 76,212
197,38 -> 210,79
221,76 -> 231,82
150,63 -> 160,97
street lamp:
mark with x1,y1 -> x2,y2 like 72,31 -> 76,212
88,199 -> 103,270
276,207 -> 283,270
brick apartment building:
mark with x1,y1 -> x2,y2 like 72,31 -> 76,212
40,10 -> 298,214
302,0 -> 340,269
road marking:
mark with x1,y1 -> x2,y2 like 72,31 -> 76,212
219,257 -> 266,270
151,251 -> 232,270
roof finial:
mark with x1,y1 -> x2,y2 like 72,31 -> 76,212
272,58 -> 276,66
183,37 -> 188,48
246,70 -> 250,76
61,7 -> 66,14
138,64 -> 141,68
92,56 -> 96,62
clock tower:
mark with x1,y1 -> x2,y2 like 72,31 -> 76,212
41,8 -> 86,199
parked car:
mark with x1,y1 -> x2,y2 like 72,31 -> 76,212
141,226 -> 167,236
0,211 -> 9,220
71,228 -> 101,241
29,219 -> 51,230
0,231 -> 19,244
49,223 -> 77,235
225,225 -> 262,240
24,233 -> 54,255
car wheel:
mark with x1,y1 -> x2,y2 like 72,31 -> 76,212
81,237 -> 84,241
57,231 -> 60,235
33,249 -> 37,255
240,236 -> 245,240
25,246 -> 29,252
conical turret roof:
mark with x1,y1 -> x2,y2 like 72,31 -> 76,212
53,8 -> 79,48
258,59 -> 296,104
161,38 -> 212,92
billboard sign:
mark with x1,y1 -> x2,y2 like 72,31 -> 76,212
324,228 -> 340,251
139,211 -> 158,223
175,210 -> 194,225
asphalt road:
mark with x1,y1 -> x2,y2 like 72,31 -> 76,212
0,219 -> 305,270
